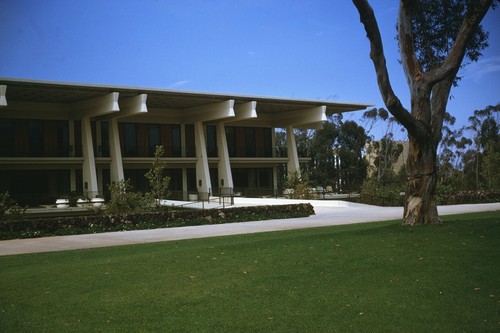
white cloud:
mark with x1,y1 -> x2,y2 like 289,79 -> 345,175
168,80 -> 191,89
462,56 -> 500,81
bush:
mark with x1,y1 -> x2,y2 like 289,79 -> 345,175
0,203 -> 315,240
436,182 -> 456,205
105,179 -> 154,215
444,191 -> 500,205
359,177 -> 404,206
0,192 -> 26,223
284,171 -> 316,199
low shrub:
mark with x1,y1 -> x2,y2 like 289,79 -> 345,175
0,192 -> 26,222
0,203 -> 315,240
359,178 -> 404,206
444,191 -> 500,204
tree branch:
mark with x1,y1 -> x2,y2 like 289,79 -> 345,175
430,77 -> 454,146
352,0 -> 425,138
398,0 -> 422,88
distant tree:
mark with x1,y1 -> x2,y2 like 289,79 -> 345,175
352,0 -> 495,225
274,128 -> 287,157
438,112 -> 472,190
466,104 -> 500,190
309,117 -> 341,188
362,107 -> 390,135
370,135 -> 405,182
294,129 -> 315,158
337,120 -> 368,191
362,107 -> 405,181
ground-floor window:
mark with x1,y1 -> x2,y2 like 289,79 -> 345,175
232,167 -> 274,197
0,169 -> 70,206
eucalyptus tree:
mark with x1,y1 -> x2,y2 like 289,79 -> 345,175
362,107 -> 406,181
352,0 -> 496,225
467,104 -> 500,190
438,113 -> 472,190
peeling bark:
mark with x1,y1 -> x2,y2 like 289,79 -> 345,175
404,134 -> 439,225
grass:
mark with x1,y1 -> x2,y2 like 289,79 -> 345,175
0,211 -> 499,332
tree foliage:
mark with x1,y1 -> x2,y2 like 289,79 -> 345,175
283,171 -> 314,199
145,145 -> 171,207
411,0 -> 490,74
337,120 -> 369,191
307,115 -> 368,192
466,104 -> 500,190
105,179 -> 153,216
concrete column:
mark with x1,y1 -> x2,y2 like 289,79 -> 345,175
273,166 -> 278,195
68,120 -> 75,157
0,85 -> 6,107
194,121 -> 211,199
109,118 -> 124,184
286,126 -> 300,174
69,121 -> 77,192
70,168 -> 76,192
97,168 -> 104,195
182,167 -> 188,201
81,117 -> 99,197
216,122 -> 233,190
180,124 -> 186,157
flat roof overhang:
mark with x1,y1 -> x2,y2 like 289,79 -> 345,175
0,78 -> 372,123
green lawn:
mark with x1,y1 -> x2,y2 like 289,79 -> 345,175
1,211 -> 499,332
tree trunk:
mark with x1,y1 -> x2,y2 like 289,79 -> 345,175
403,134 -> 440,225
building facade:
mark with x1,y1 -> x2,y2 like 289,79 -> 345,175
0,79 -> 369,205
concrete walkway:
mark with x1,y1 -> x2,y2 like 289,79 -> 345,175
1,198 -> 499,256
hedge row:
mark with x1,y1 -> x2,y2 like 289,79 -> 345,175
0,203 -> 315,240
444,191 -> 500,205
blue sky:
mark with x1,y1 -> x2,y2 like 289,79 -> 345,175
1,0 -> 498,139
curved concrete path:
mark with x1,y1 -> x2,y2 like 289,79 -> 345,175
0,198 -> 498,256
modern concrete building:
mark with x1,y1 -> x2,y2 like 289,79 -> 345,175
0,78 -> 369,205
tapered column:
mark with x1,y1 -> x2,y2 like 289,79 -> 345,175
182,168 -> 188,200
286,126 -> 300,174
109,118 -> 124,184
194,121 -> 211,199
81,117 -> 99,197
0,85 -> 7,107
217,122 -> 233,189
70,168 -> 77,192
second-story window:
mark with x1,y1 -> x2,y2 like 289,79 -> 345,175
245,128 -> 256,157
225,127 -> 236,157
206,125 -> 217,157
171,125 -> 181,157
149,124 -> 161,156
123,123 -> 137,157
28,120 -> 44,157
0,119 -> 13,156
100,121 -> 109,157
